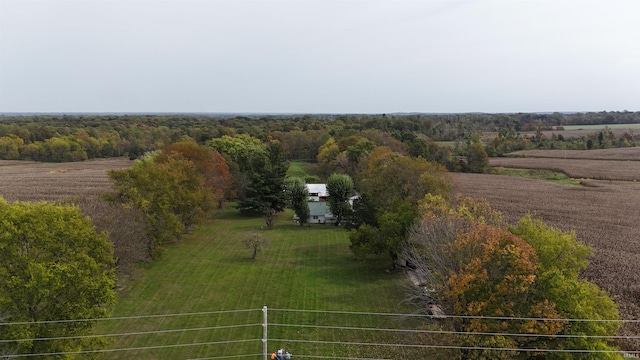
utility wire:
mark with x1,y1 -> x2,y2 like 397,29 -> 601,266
186,355 -> 264,360
269,323 -> 640,340
270,308 -> 640,323
6,339 -> 261,358
0,323 -> 261,343
2,308 -> 637,327
0,308 -> 261,326
270,338 -> 640,354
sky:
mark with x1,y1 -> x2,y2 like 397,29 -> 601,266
0,0 -> 638,114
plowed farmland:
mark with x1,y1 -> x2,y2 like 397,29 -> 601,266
0,158 -> 133,202
454,149 -> 640,350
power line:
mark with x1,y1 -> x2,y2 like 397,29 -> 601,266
0,323 -> 261,344
0,308 -> 261,326
270,338 -> 640,354
269,323 -> 640,340
6,339 -> 262,358
270,308 -> 640,323
2,308 -> 637,327
187,355 -> 264,360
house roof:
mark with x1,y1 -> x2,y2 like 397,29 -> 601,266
306,183 -> 328,197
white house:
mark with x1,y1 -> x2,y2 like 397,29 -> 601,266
306,184 -> 329,202
293,184 -> 357,225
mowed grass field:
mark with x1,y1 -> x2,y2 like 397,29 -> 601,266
96,209 -> 424,360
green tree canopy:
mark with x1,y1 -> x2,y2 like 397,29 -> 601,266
0,197 -> 115,357
108,150 -> 213,255
326,173 -> 354,226
349,148 -> 452,266
511,215 -> 620,358
285,176 -> 310,226
237,140 -> 289,228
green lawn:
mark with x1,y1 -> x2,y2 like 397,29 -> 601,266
95,208 -> 425,359
286,161 -> 310,178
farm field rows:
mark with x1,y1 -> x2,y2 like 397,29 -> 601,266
0,158 -> 132,202
489,157 -> 640,181
515,123 -> 640,139
453,160 -> 640,350
508,147 -> 640,161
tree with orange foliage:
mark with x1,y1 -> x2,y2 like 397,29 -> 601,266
405,196 -> 621,359
163,141 -> 234,208
446,225 -> 565,354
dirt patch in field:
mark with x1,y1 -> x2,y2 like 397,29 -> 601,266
452,173 -> 640,350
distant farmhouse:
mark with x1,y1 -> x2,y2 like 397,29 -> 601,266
293,184 -> 358,225
306,184 -> 329,202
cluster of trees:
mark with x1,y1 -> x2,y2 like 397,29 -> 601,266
0,198 -> 116,357
402,195 -> 620,359
106,141 -> 233,256
2,113 -> 639,173
346,147 -> 453,266
486,125 -> 639,156
209,135 -> 289,229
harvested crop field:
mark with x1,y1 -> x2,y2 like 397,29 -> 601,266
508,147 -> 640,161
0,158 -> 133,202
490,157 -> 640,181
518,125 -> 640,139
452,172 -> 640,350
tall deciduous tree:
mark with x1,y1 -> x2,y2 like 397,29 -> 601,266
316,137 -> 340,175
209,134 -> 266,202
163,141 -> 234,208
511,215 -> 620,357
0,197 -> 115,357
238,140 -> 289,229
286,177 -> 310,226
326,173 -> 354,226
349,147 -> 451,266
108,151 -> 212,255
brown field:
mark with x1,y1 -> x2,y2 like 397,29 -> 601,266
519,127 -> 638,139
0,158 -> 133,202
453,163 -> 640,349
508,147 -> 640,161
490,157 -> 640,181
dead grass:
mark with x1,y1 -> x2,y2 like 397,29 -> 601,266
0,158 -> 133,202
452,173 -> 640,350
490,157 -> 640,181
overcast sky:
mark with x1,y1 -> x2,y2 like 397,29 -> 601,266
1,0 -> 638,114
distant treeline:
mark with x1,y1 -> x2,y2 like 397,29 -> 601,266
0,111 -> 639,163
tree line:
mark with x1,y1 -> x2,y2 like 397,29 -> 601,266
2,112 -> 639,170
